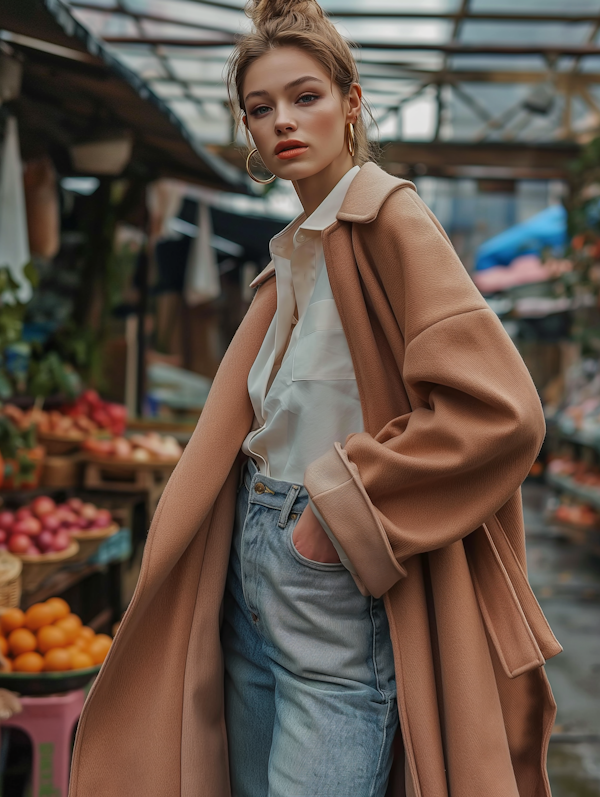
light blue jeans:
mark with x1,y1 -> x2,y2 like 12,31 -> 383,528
221,456 -> 399,797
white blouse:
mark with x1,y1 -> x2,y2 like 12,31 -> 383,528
241,165 -> 364,488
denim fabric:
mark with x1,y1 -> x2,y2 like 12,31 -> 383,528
221,456 -> 399,797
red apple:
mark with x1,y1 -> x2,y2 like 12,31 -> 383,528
0,511 -> 15,532
15,507 -> 33,522
13,517 -> 42,537
26,544 -> 41,556
8,533 -> 31,554
52,530 -> 70,552
37,530 -> 55,553
31,496 -> 56,519
67,497 -> 84,513
0,530 -> 6,544
42,514 -> 61,533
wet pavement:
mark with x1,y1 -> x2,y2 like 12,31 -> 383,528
524,481 -> 600,796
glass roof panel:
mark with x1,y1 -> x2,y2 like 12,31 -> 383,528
115,52 -> 168,79
581,55 -> 600,72
460,20 -> 593,45
353,49 -> 445,71
188,84 -> 230,100
123,0 -> 249,34
167,58 -> 228,81
149,81 -> 187,99
140,20 -> 233,42
471,0 -> 600,12
321,0 -> 460,11
335,18 -> 452,45
73,0 -> 118,8
449,55 -> 549,73
71,9 -> 139,37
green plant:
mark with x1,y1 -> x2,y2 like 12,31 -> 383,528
0,414 -> 38,487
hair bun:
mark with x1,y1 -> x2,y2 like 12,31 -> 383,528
246,0 -> 325,28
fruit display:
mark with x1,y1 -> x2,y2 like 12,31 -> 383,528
83,431 -> 183,463
61,390 -> 127,437
1,390 -> 127,439
0,496 -> 115,556
0,599 -> 112,672
546,455 -> 600,489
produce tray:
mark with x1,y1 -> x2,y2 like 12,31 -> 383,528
83,454 -> 180,470
0,665 -> 101,696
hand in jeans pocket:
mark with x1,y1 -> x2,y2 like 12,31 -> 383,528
292,503 -> 341,564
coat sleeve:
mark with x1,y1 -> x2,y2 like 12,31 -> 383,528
303,187 -> 546,598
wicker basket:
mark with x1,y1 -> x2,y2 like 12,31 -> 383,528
37,432 -> 84,456
41,453 -> 83,489
68,523 -> 119,564
18,540 -> 80,594
0,552 -> 22,608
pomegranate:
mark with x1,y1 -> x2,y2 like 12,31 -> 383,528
80,503 -> 99,523
67,497 -> 84,513
0,530 -> 6,544
52,530 -> 70,552
15,507 -> 33,522
93,509 -> 113,529
31,496 -> 56,519
0,511 -> 15,532
37,530 -> 55,553
41,514 -> 61,533
13,517 -> 42,537
26,544 -> 41,556
8,533 -> 31,554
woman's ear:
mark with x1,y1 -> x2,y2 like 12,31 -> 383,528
242,114 -> 248,128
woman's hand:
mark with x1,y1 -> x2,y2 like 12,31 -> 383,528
292,503 -> 341,564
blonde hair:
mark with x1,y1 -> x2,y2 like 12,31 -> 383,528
225,0 -> 380,168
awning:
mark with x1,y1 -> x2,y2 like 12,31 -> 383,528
475,204 -> 568,271
0,0 -> 253,193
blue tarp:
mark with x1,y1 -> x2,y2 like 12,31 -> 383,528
474,204 -> 567,271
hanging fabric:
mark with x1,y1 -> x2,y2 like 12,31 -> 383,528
183,200 -> 221,306
0,116 -> 32,303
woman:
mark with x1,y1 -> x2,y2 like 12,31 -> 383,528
68,1 -> 561,796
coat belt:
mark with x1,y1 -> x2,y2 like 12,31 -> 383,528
464,514 -> 562,679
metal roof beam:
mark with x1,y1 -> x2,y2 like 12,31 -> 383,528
69,2 -> 600,24
102,38 -> 600,57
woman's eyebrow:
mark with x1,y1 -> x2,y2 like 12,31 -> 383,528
244,75 -> 325,104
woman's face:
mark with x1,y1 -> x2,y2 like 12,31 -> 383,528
242,46 -> 361,182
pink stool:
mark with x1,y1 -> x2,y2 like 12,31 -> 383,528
1,689 -> 85,796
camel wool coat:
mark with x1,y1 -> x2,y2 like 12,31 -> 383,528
69,162 -> 562,797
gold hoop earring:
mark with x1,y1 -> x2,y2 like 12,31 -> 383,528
245,148 -> 276,184
346,122 -> 355,157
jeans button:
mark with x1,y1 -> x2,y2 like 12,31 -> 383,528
254,482 -> 265,494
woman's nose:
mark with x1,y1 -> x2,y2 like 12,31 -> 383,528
274,111 -> 296,134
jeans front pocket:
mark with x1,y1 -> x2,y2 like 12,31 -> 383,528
287,512 -> 346,572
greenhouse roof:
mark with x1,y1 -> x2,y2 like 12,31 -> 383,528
60,0 -> 600,157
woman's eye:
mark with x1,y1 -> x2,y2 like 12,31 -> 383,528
250,105 -> 270,117
298,94 -> 319,104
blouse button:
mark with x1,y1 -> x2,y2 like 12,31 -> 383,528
296,232 -> 306,243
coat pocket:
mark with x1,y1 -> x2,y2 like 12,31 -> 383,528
463,514 -> 562,679
291,300 -> 356,381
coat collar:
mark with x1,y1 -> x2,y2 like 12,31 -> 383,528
249,162 -> 415,289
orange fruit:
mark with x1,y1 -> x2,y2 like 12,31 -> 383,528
65,613 -> 82,629
69,650 -> 94,670
37,625 -> 67,654
0,608 -> 25,635
45,597 -> 70,622
88,635 -> 112,665
78,626 -> 95,642
13,651 -> 44,673
8,628 -> 37,657
54,616 -> 80,644
0,636 -> 8,656
24,603 -> 55,631
43,648 -> 72,672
